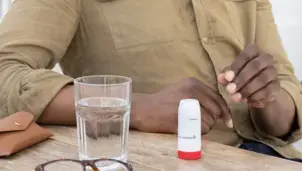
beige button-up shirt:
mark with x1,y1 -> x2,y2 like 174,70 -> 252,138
0,0 -> 301,159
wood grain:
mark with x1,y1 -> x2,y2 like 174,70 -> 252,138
0,126 -> 301,171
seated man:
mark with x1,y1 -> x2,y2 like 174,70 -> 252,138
0,0 -> 301,162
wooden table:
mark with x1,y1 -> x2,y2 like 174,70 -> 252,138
1,126 -> 301,171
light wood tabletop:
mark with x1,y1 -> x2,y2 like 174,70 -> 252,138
1,126 -> 301,171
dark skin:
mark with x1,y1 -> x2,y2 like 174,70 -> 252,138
130,78 -> 232,134
218,44 -> 296,137
39,78 -> 232,135
38,85 -> 76,126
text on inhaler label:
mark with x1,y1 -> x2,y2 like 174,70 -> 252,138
178,116 -> 201,152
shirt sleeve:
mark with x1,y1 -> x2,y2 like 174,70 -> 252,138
0,0 -> 81,120
252,0 -> 302,144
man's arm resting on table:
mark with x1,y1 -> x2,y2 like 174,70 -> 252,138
38,85 -> 76,125
38,85 -> 145,127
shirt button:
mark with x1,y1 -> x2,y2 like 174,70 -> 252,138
202,37 -> 210,44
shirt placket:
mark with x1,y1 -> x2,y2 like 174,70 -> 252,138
191,0 -> 228,97
191,0 -> 251,137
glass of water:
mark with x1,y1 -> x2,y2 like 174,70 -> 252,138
74,75 -> 132,168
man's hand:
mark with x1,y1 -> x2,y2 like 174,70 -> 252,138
218,44 -> 296,137
218,44 -> 280,108
131,78 -> 232,135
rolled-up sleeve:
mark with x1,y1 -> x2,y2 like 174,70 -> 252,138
0,0 -> 80,119
252,0 -> 302,144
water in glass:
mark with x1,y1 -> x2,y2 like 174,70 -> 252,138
76,97 -> 130,164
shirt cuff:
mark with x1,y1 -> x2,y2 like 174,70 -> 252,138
5,69 -> 74,120
279,80 -> 302,143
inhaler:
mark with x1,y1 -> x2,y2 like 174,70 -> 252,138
178,99 -> 202,160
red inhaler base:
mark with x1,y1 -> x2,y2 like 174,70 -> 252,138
178,150 -> 202,160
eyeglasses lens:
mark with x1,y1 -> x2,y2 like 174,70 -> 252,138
44,161 -> 83,171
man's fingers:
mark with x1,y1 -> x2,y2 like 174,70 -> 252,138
218,66 -> 234,83
199,100 -> 220,121
201,111 -> 214,135
248,80 -> 280,102
218,45 -> 263,84
218,73 -> 228,85
218,72 -> 235,84
191,87 -> 221,121
201,119 -> 211,135
225,118 -> 234,128
202,86 -> 230,115
231,93 -> 242,102
226,66 -> 277,99
240,67 -> 278,98
230,44 -> 260,76
184,79 -> 222,122
202,87 -> 233,128
225,71 -> 235,82
186,78 -> 232,128
241,98 -> 248,103
226,83 -> 237,94
219,45 -> 278,111
233,54 -> 274,91
249,96 -> 276,108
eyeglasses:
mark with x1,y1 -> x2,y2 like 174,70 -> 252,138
35,158 -> 133,171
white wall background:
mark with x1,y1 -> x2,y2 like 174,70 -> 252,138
271,0 -> 302,80
0,0 -> 12,19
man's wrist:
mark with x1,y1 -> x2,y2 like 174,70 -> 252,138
130,93 -> 149,130
250,89 -> 296,137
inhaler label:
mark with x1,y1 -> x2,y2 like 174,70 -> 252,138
178,117 -> 201,152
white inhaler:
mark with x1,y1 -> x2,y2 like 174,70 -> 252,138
178,99 -> 202,160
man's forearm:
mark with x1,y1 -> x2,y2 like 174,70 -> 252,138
250,89 -> 296,137
38,85 -> 76,125
38,85 -> 147,127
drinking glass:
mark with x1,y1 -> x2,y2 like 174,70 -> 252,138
74,75 -> 132,169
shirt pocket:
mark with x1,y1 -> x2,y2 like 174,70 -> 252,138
99,0 -> 199,49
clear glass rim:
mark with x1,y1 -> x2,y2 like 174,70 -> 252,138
74,75 -> 132,87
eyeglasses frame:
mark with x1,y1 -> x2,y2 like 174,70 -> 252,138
35,158 -> 133,171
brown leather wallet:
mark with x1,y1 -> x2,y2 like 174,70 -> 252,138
0,112 -> 53,157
